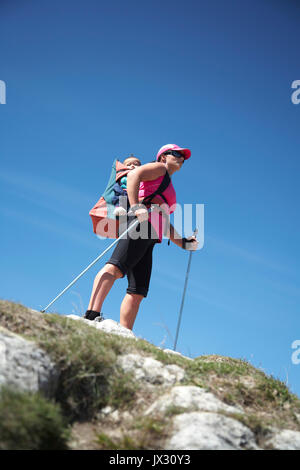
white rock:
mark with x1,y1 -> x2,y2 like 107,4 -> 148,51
94,319 -> 136,340
145,385 -> 243,416
117,353 -> 185,386
101,406 -> 113,415
122,411 -> 132,421
163,349 -> 193,361
110,409 -> 120,422
265,429 -> 300,450
165,412 -> 260,450
0,327 -> 58,397
65,314 -> 82,321
65,315 -> 136,340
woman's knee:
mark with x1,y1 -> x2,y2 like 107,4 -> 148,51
127,293 -> 144,305
104,263 -> 124,279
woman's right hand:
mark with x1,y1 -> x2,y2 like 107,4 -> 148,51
134,207 -> 149,223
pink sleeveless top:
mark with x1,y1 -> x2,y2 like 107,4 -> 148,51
138,172 -> 177,242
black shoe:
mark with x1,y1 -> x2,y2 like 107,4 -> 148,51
84,310 -> 101,321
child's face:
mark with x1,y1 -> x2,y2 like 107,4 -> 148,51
123,158 -> 141,169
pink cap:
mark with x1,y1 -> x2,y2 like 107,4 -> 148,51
156,144 -> 191,161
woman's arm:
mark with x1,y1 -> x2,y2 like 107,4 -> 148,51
126,162 -> 166,207
168,223 -> 183,248
168,223 -> 199,250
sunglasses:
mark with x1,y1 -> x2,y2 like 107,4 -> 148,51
165,150 -> 185,160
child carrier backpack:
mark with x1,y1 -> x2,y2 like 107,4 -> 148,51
89,158 -> 171,239
89,159 -> 130,238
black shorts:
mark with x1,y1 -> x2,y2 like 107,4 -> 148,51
106,217 -> 159,298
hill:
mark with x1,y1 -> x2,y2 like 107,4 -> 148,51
1,299 -> 300,450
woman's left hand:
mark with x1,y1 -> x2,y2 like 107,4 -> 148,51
182,236 -> 198,251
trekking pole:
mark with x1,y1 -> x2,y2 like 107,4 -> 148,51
40,211 -> 150,313
173,228 -> 198,351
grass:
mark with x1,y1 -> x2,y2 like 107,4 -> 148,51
96,432 -> 138,450
96,416 -> 168,450
35,314 -> 141,420
0,386 -> 70,450
164,404 -> 188,417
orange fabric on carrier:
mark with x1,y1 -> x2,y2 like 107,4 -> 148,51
89,160 -> 130,239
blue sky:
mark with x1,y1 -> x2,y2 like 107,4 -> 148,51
1,0 -> 300,397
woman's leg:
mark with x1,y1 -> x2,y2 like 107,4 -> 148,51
87,263 -> 123,313
88,217 -> 157,324
86,225 -> 150,318
121,241 -> 155,330
120,293 -> 144,330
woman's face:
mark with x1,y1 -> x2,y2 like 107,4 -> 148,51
164,152 -> 185,172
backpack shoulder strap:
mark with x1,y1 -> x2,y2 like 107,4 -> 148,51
141,171 -> 171,206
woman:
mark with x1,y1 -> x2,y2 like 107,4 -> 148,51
84,144 -> 198,330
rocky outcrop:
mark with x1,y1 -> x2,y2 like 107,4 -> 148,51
117,353 -> 185,386
265,429 -> 300,450
0,327 -> 58,397
166,412 -> 260,450
144,385 -> 243,415
2,305 -> 300,451
67,316 -> 137,340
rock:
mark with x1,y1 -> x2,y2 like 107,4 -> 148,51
265,429 -> 300,450
65,314 -> 82,321
100,406 -> 113,416
145,385 -> 243,416
165,412 -> 260,450
0,327 -> 58,397
93,319 -> 136,340
64,315 -> 136,340
122,411 -> 132,421
110,409 -> 120,422
98,406 -> 131,424
162,349 -> 193,361
117,353 -> 185,386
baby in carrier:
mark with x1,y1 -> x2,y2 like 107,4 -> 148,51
112,154 -> 141,216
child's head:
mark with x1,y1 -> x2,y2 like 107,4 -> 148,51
123,154 -> 141,169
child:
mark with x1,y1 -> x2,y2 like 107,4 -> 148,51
112,155 -> 141,216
